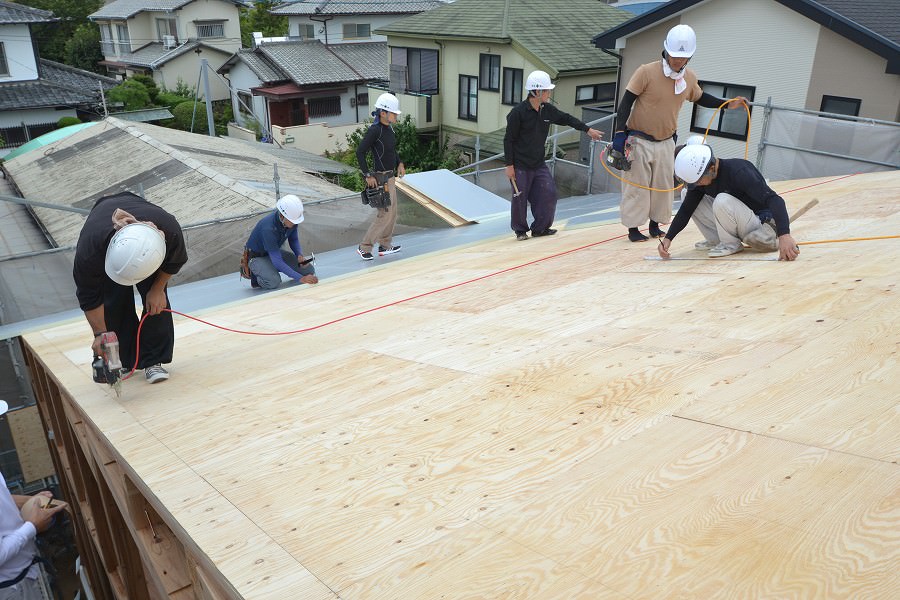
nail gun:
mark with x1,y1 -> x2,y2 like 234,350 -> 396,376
92,331 -> 124,396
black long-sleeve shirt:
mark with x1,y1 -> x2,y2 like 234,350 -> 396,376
356,121 -> 401,173
504,100 -> 590,169
73,192 -> 187,311
667,158 -> 791,241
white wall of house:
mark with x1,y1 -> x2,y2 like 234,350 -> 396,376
223,59 -> 270,129
178,0 -> 242,53
0,107 -> 76,129
0,24 -> 39,82
271,121 -> 362,154
288,14 -> 407,44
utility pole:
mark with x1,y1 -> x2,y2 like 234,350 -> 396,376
200,58 -> 215,137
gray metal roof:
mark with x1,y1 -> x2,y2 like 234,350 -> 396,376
272,0 -> 446,16
0,1 -> 57,24
258,41 -> 364,85
329,42 -> 388,80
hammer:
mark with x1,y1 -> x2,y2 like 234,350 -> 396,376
510,178 -> 522,198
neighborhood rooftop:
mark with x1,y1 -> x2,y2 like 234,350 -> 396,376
88,0 -> 242,20
271,0 -> 447,16
0,0 -> 57,24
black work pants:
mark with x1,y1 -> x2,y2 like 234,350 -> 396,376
103,279 -> 174,370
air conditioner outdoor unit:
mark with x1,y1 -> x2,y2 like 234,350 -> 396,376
163,35 -> 176,50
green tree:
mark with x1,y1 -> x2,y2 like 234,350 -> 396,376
63,23 -> 102,73
18,1 -> 103,64
107,79 -> 151,111
239,1 -> 288,47
171,101 -> 208,134
130,74 -> 159,103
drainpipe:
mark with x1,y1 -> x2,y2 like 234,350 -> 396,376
601,48 -> 623,126
434,40 -> 445,144
310,14 -> 333,45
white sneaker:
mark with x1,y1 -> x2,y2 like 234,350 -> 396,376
145,364 -> 169,384
743,223 -> 777,251
708,243 -> 743,258
694,240 -> 718,250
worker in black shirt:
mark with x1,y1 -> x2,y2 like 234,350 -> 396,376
73,192 -> 188,383
504,70 -> 603,241
356,92 -> 405,261
658,144 -> 800,261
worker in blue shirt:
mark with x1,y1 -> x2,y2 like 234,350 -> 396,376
242,195 -> 318,289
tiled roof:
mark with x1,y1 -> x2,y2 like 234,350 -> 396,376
114,41 -> 225,68
328,42 -> 388,79
376,0 -> 630,73
271,0 -> 446,16
224,48 -> 285,83
39,59 -> 119,92
815,0 -> 900,46
0,60 -> 117,111
0,0 -> 57,24
257,40 -> 369,84
0,79 -> 98,111
89,0 -> 243,20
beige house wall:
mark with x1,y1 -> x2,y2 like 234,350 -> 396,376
807,27 -> 900,122
151,49 -> 232,100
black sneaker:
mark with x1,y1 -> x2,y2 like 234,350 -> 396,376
378,245 -> 401,256
357,246 -> 374,260
628,228 -> 649,242
516,232 -> 529,241
648,221 -> 666,238
531,228 -> 557,237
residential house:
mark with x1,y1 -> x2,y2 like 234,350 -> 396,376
592,0 -> 900,164
218,39 -> 387,153
0,1 -> 118,156
271,0 -> 447,44
88,0 -> 246,101
374,0 -> 632,155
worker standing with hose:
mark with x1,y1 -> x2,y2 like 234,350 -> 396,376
611,24 -> 748,242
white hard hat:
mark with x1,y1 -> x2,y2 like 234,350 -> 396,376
0,400 -> 7,416
685,134 -> 705,145
104,222 -> 166,286
674,143 -> 714,188
664,24 -> 697,58
374,92 -> 401,114
276,194 -> 304,224
525,70 -> 555,91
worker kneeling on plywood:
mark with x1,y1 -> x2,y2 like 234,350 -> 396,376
241,195 -> 318,290
658,144 -> 800,261
74,191 -> 188,384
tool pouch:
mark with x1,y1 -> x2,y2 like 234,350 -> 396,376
361,186 -> 390,208
606,147 -> 632,171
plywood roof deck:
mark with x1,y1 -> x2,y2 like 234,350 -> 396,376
22,170 -> 899,599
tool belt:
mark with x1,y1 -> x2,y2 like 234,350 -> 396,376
361,171 -> 392,209
240,248 -> 267,279
629,130 -> 676,143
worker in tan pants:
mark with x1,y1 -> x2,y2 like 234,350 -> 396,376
359,172 -> 399,258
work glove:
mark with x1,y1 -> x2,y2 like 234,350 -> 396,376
612,131 -> 628,153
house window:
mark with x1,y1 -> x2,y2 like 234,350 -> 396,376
575,83 -> 615,105
237,91 -> 253,117
297,23 -> 315,39
356,92 -> 369,107
196,21 -> 225,39
343,23 -> 371,40
691,81 -> 754,140
308,96 -> 341,118
100,24 -> 114,55
116,23 -> 131,55
156,18 -> 176,42
0,43 -> 8,76
820,95 -> 860,117
391,47 -> 439,95
502,67 -> 523,105
479,54 -> 500,91
459,75 -> 478,121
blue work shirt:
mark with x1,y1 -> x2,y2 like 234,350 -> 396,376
246,211 -> 305,280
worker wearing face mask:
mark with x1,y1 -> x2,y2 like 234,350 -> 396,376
611,24 -> 748,242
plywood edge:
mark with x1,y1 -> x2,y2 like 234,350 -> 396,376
396,179 -> 471,227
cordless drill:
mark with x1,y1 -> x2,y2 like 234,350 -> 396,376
92,331 -> 124,395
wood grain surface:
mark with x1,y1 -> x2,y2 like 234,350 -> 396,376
22,170 -> 899,599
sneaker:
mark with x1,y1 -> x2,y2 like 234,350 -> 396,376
694,240 -> 718,251
378,245 -> 401,256
357,246 -> 374,261
743,223 -> 777,251
516,232 -> 529,241
708,243 -> 743,258
628,228 -> 649,242
531,228 -> 557,237
144,364 -> 169,384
